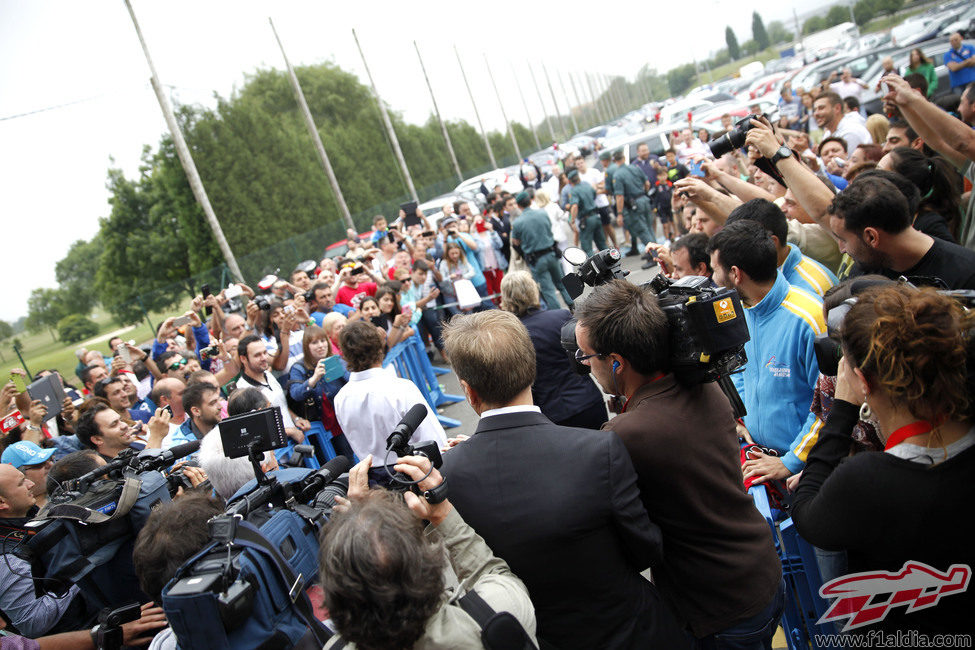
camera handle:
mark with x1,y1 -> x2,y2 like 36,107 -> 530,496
91,602 -> 141,650
248,442 -> 270,485
717,374 -> 747,421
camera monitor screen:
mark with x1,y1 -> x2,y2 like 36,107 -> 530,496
218,407 -> 288,459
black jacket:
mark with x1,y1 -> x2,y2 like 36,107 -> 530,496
520,308 -> 604,425
442,411 -> 688,649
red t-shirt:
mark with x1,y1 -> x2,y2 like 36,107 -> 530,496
336,282 -> 378,308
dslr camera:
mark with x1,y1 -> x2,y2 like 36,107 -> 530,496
709,114 -> 768,158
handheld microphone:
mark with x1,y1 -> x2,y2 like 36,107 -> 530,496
385,404 -> 429,453
294,455 -> 352,503
134,440 -> 202,472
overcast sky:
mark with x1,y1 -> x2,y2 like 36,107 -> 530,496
0,0 -> 828,322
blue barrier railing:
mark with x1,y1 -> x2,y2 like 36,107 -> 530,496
383,334 -> 464,428
749,487 -> 830,650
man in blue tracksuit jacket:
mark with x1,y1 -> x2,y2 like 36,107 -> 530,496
708,221 -> 826,485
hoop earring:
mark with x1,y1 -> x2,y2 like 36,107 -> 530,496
859,401 -> 872,421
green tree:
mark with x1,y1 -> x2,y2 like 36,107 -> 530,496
0,320 -> 12,340
767,20 -> 793,44
666,63 -> 698,96
740,39 -> 760,56
803,15 -> 829,34
54,236 -> 103,315
25,288 -> 67,340
826,5 -> 850,27
853,0 -> 877,26
875,0 -> 904,17
57,314 -> 99,344
752,11 -> 770,51
725,27 -> 741,61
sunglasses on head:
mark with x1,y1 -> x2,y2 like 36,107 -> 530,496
167,358 -> 189,371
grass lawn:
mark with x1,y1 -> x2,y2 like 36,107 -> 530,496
1,297 -> 193,386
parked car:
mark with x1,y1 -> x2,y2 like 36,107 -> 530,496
860,38 -> 974,114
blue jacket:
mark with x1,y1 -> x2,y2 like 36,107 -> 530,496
287,360 -> 348,419
731,273 -> 826,473
781,243 -> 837,297
151,323 -> 212,370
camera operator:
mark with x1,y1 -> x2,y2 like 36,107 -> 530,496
0,464 -> 85,637
573,280 -> 784,646
2,442 -> 55,509
646,232 -> 713,281
76,402 -> 149,461
707,220 -> 825,484
132,492 -> 226,650
320,455 -> 536,649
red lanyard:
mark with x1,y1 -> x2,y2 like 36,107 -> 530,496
884,421 -> 934,450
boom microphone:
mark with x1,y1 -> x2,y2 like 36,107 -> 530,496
385,404 -> 429,452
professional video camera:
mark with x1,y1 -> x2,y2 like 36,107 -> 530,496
560,246 -> 749,418
21,441 -> 204,613
161,406 -> 350,649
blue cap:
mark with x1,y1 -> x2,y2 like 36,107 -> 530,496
1,441 -> 55,469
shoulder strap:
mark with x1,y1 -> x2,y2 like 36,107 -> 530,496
37,476 -> 142,525
457,589 -> 537,650
232,522 -> 333,646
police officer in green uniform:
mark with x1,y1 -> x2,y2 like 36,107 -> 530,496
567,170 -> 606,256
612,150 -> 657,251
510,191 -> 573,310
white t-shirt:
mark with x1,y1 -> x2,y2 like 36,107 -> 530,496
334,366 -> 447,467
828,112 -> 872,152
239,371 -> 296,429
579,167 -> 609,207
830,79 -> 863,102
675,138 -> 710,165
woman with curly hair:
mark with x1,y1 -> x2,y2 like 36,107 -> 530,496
792,285 -> 975,634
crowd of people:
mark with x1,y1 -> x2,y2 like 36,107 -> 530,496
1,41 -> 974,649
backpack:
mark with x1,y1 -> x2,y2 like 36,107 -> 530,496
162,509 -> 330,650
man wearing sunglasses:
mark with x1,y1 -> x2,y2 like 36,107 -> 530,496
574,279 -> 784,650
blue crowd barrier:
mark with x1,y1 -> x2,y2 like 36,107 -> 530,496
383,334 -> 464,428
749,488 -> 831,650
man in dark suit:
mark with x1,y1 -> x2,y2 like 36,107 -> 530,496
500,271 -> 607,429
440,310 -> 687,650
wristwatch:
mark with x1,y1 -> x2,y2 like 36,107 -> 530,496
770,146 -> 793,165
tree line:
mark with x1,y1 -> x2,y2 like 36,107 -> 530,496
27,63 -> 606,331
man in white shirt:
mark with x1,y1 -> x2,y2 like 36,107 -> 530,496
812,90 -> 872,152
334,321 -> 446,485
576,156 -> 620,248
235,335 -> 309,457
674,128 -> 710,166
829,67 -> 868,103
